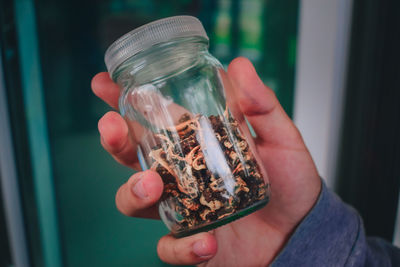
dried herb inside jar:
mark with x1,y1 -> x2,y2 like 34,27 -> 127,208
150,112 -> 269,229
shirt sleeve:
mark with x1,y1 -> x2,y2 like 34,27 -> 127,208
270,179 -> 400,267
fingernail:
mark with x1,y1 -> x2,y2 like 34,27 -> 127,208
193,240 -> 212,258
132,175 -> 148,199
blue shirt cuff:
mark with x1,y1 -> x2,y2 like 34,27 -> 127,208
271,179 -> 363,266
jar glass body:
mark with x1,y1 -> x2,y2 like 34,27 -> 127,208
113,37 -> 270,237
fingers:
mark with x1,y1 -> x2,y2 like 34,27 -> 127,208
98,111 -> 141,170
91,72 -> 120,110
115,170 -> 163,219
157,232 -> 217,265
227,57 -> 303,148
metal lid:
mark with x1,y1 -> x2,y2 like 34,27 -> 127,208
104,16 -> 209,77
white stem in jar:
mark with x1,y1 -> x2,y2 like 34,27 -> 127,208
196,116 -> 236,196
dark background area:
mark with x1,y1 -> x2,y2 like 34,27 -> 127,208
0,180 -> 12,266
336,0 -> 400,241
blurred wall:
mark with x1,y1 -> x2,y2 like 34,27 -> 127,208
294,0 -> 353,188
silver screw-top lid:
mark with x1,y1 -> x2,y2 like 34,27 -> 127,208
104,16 -> 209,77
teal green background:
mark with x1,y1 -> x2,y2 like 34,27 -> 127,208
7,0 -> 299,266
52,134 -> 169,266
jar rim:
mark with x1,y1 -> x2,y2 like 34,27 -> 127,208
104,16 -> 209,77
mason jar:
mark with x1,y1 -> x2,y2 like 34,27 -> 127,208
104,16 -> 270,237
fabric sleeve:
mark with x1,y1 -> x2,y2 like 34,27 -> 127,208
271,179 -> 400,267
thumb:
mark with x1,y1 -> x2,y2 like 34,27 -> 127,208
227,57 -> 302,148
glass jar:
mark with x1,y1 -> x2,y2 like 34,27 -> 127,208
105,16 -> 270,237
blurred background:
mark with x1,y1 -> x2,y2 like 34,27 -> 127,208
0,0 -> 399,266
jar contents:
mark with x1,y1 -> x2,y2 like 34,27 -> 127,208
150,110 -> 269,233
105,15 -> 271,237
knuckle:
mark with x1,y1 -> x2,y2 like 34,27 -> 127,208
157,235 -> 189,265
115,195 -> 126,216
157,237 -> 169,262
110,136 -> 129,156
172,242 -> 181,263
115,182 -> 137,217
115,185 -> 128,215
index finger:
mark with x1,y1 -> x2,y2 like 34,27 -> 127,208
91,72 -> 120,110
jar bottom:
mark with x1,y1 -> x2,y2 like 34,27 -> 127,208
172,196 -> 269,238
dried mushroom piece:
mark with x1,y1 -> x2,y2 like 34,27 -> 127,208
200,208 -> 212,221
200,196 -> 222,211
192,155 -> 206,170
149,111 -> 269,231
149,149 -> 177,178
234,177 -> 250,194
209,177 -> 225,192
181,197 -> 200,211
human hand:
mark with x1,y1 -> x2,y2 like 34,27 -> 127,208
91,57 -> 321,266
